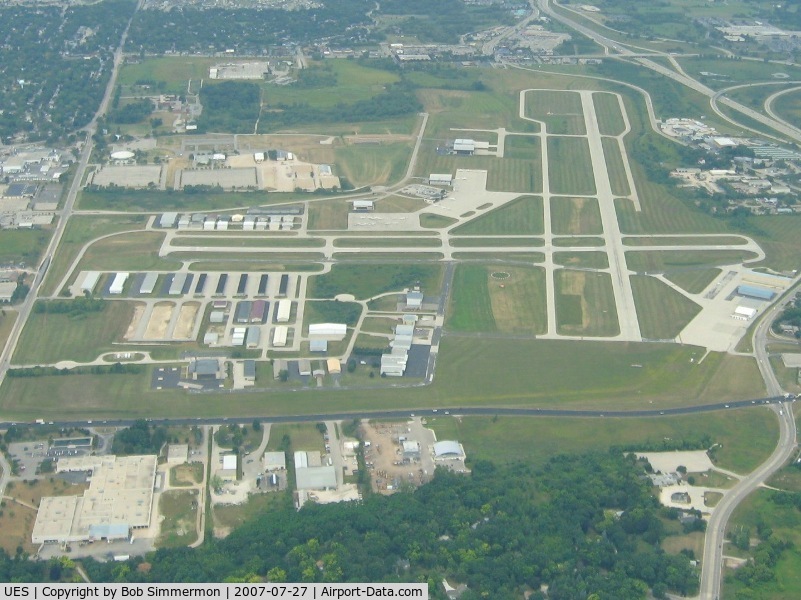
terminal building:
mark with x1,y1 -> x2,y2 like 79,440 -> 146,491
32,455 -> 157,545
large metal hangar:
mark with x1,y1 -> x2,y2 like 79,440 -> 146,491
433,441 -> 464,459
736,284 -> 775,301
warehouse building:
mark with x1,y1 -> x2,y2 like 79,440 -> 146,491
169,273 -> 190,296
428,174 -> 453,186
272,325 -> 288,347
276,300 -> 292,323
736,284 -> 775,301
108,272 -> 129,295
235,301 -> 253,323
250,299 -> 267,323
243,359 -> 256,383
0,281 -> 16,303
139,272 -> 158,295
406,290 -> 424,310
309,323 -> 347,340
159,212 -> 178,228
246,326 -> 261,348
189,357 -> 224,380
453,139 -> 475,155
732,306 -> 758,321
32,455 -> 157,545
80,271 -> 101,295
166,444 -> 189,465
352,200 -> 374,211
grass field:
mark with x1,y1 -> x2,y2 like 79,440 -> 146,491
773,89 -> 801,131
156,489 -> 198,548
334,142 -> 412,188
118,57 -> 224,94
213,491 -> 292,531
555,270 -> 619,336
13,301 -> 134,364
170,251 -> 326,262
374,195 -> 428,213
0,311 -> 18,360
524,90 -> 586,135
547,137 -> 596,195
303,300 -> 362,328
40,215 -> 147,296
451,252 -> 545,261
625,250 -> 758,272
447,264 -> 547,334
265,60 -> 401,108
503,134 -> 542,161
552,237 -> 606,247
266,423 -> 324,452
450,196 -> 543,235
553,251 -> 609,269
332,252 -> 443,261
748,215 -> 801,272
332,237 -> 442,248
623,236 -> 748,246
550,197 -> 603,235
78,188 -> 285,212
663,268 -> 722,294
0,338 -> 768,419
78,231 -> 182,272
449,237 -> 543,248
427,407 -> 777,472
420,214 -> 458,229
307,200 -> 350,230
0,229 -> 51,266
593,92 -> 626,136
308,263 -> 443,300
601,137 -> 631,196
413,145 -> 542,194
631,275 -> 702,339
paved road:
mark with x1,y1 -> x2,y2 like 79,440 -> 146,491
0,1 -> 142,390
699,288 -> 799,600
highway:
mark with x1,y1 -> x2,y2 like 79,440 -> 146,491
699,289 -> 799,600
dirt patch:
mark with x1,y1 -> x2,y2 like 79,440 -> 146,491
125,302 -> 147,340
361,421 -> 427,494
144,302 -> 175,340
173,302 -> 199,340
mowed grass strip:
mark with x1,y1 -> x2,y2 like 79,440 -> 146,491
447,265 -> 496,332
0,340 -> 767,419
451,252 -> 545,262
451,196 -> 544,235
552,237 -> 605,247
308,263 -> 444,300
625,250 -> 758,272
332,237 -> 442,248
332,252 -> 443,261
547,137 -> 596,195
447,264 -> 549,334
524,90 -> 586,135
601,137 -> 631,196
171,236 -> 325,248
593,92 -> 626,136
554,251 -> 609,269
631,275 -> 702,340
503,134 -> 542,160
664,268 -> 722,294
449,237 -> 544,247
79,231 -> 182,271
550,197 -> 603,235
555,269 -> 619,336
13,301 -> 134,364
427,407 -> 777,472
623,236 -> 748,246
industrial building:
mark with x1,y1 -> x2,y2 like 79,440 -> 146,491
433,441 -> 465,459
428,174 -> 453,186
219,454 -> 238,480
309,323 -> 347,340
169,273 -> 190,296
736,284 -> 775,301
108,272 -> 129,295
80,271 -> 101,295
0,281 -> 15,303
276,300 -> 292,323
188,357 -> 224,380
352,200 -> 374,211
166,444 -> 189,465
272,325 -> 288,347
246,326 -> 261,348
263,451 -> 286,471
402,440 -> 420,459
139,272 -> 158,295
32,455 -> 157,545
